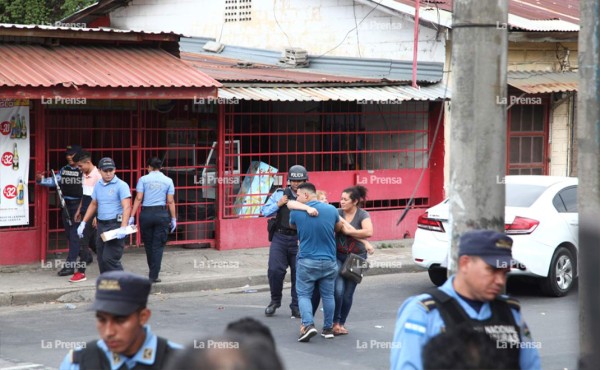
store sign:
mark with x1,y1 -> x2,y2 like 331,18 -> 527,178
0,99 -> 30,226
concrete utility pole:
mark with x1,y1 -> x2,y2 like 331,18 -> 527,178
577,1 -> 600,367
448,0 -> 508,275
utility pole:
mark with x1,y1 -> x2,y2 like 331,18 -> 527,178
448,0 -> 508,275
577,0 -> 600,367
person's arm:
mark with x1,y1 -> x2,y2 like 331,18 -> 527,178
121,197 -> 131,228
81,200 -> 98,224
390,297 -> 432,370
341,217 -> 373,239
287,200 -> 318,216
36,171 -> 60,187
58,351 -> 79,370
131,191 -> 144,218
261,190 -> 284,217
515,312 -> 542,370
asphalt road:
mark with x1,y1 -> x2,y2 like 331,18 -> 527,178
0,272 -> 578,369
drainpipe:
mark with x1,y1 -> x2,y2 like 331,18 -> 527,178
412,0 -> 421,88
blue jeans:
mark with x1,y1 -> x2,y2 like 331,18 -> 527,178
296,258 -> 338,329
334,252 -> 367,325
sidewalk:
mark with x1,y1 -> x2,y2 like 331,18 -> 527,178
0,239 -> 418,307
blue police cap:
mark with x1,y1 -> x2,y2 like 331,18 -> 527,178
459,230 -> 525,270
98,157 -> 116,171
91,271 -> 151,316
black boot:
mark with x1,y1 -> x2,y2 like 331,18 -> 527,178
265,303 -> 281,316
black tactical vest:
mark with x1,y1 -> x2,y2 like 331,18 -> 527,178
275,187 -> 297,231
72,337 -> 175,370
60,165 -> 83,198
424,288 -> 521,369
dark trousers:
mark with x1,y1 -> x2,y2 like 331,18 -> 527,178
76,220 -> 94,273
140,208 -> 170,280
96,220 -> 125,273
64,201 -> 82,263
267,232 -> 299,310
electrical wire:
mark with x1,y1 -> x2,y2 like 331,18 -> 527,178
273,0 -> 292,47
353,1 -> 363,58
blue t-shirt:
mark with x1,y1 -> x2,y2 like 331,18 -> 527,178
136,171 -> 175,207
290,200 -> 339,261
91,175 -> 131,221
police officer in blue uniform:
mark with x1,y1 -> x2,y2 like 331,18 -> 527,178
78,158 -> 131,273
390,230 -> 541,370
36,144 -> 86,276
261,165 -> 308,318
129,157 -> 176,283
59,271 -> 181,369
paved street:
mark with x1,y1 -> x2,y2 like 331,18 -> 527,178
0,272 -> 578,369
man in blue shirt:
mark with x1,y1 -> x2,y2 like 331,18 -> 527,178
390,230 -> 541,369
59,271 -> 181,369
77,157 -> 131,273
289,182 -> 342,342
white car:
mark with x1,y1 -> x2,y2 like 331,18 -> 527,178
412,175 -> 578,297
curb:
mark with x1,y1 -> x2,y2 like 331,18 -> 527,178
0,266 -> 423,308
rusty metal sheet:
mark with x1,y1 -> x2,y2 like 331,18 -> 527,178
0,44 -> 220,89
507,71 -> 577,93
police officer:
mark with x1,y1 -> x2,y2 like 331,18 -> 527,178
77,157 -> 131,273
59,271 -> 181,369
390,230 -> 541,370
261,165 -> 308,318
129,157 -> 176,283
36,144 -> 85,277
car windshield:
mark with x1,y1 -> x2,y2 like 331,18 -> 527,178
506,183 -> 548,207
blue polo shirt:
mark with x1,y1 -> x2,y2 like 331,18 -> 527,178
92,175 -> 131,221
290,200 -> 338,261
136,171 -> 175,207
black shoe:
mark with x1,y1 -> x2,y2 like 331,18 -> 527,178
291,308 -> 301,319
265,303 -> 281,316
152,278 -> 161,283
57,267 -> 74,276
298,324 -> 318,342
321,328 -> 335,339
85,256 -> 93,265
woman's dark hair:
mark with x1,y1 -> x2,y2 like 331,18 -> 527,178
147,157 -> 163,169
342,185 -> 368,208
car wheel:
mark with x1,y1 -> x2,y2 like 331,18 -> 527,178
540,247 -> 575,297
428,267 -> 448,286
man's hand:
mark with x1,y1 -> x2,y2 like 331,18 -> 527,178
77,221 -> 86,238
277,195 -> 289,207
115,227 -> 128,239
35,171 -> 45,182
170,218 -> 177,233
306,207 -> 318,216
128,216 -> 135,226
74,211 -> 81,223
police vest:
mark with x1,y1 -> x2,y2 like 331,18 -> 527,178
422,288 -> 521,369
71,337 -> 174,370
274,187 -> 297,231
60,166 -> 83,198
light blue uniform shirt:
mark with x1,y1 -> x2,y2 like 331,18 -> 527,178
262,188 -> 287,217
136,171 -> 175,207
91,175 -> 131,221
390,276 -> 541,370
59,325 -> 181,370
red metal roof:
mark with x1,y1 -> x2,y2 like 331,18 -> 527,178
0,44 -> 220,89
181,52 -> 384,84
393,0 -> 579,24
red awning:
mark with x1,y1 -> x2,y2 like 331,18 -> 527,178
0,44 -> 221,99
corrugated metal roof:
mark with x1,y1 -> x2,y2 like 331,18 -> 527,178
181,52 -> 385,84
0,44 -> 220,88
181,37 -> 444,83
219,84 -> 450,102
0,23 -> 181,37
507,71 -> 577,93
389,0 -> 579,30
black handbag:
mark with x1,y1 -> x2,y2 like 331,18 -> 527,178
340,253 -> 369,284
267,218 -> 277,242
